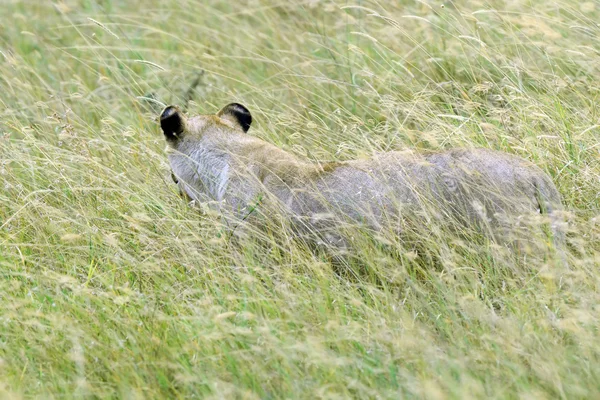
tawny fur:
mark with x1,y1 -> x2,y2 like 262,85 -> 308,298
161,103 -> 566,258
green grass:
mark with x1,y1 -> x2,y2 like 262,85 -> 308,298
1,0 -> 600,398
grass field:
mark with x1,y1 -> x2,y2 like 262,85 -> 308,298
1,0 -> 600,398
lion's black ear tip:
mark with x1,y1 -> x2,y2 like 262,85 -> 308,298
160,105 -> 184,140
160,105 -> 179,121
223,103 -> 252,132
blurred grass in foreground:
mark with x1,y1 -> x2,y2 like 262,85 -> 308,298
1,0 -> 600,398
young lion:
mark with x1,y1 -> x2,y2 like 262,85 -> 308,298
160,103 -> 566,260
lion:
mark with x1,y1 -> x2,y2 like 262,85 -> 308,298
160,103 -> 566,263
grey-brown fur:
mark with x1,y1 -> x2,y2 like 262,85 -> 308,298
161,103 -> 566,259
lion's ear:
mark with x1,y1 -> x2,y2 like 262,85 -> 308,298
217,103 -> 252,133
160,105 -> 186,141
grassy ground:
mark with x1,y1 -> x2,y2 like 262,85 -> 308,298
1,0 -> 600,398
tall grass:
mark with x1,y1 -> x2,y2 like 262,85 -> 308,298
1,0 -> 599,397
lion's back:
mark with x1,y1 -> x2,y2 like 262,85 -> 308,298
306,147 -> 562,228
